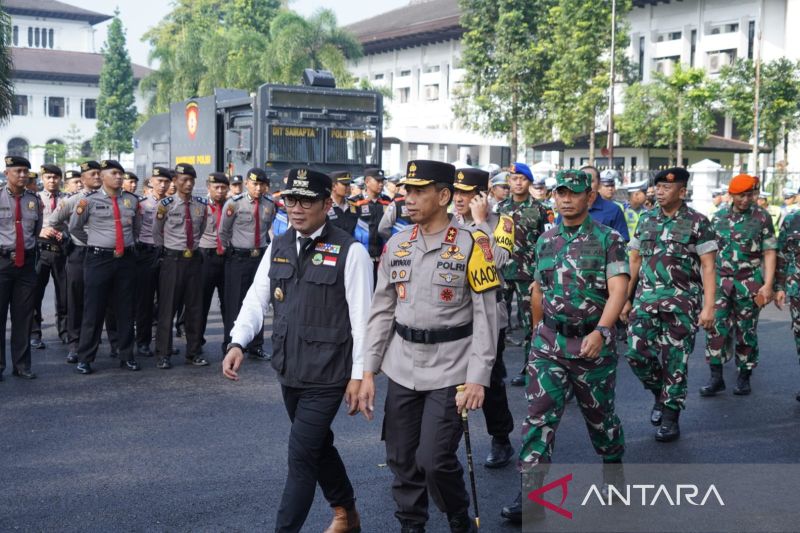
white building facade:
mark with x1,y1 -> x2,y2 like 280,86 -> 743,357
1,0 -> 150,171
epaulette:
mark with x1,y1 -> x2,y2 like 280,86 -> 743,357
84,190 -> 98,197
138,194 -> 147,201
232,193 -> 244,201
261,194 -> 275,203
160,196 -> 175,206
194,196 -> 209,205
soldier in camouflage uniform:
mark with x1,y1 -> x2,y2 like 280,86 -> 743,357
774,198 -> 800,403
501,170 -> 629,525
701,174 -> 776,397
622,168 -> 717,442
496,162 -> 551,386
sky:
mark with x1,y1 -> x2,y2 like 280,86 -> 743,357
71,0 -> 409,67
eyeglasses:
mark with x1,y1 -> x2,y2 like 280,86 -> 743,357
283,196 -> 316,209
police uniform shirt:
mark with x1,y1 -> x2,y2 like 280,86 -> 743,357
152,195 -> 208,250
69,189 -> 141,248
229,223 -> 374,379
363,222 -> 500,390
199,198 -> 225,249
48,191 -> 93,246
38,190 -> 68,236
0,187 -> 42,249
138,194 -> 160,245
218,193 -> 275,249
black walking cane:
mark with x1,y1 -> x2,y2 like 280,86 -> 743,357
456,384 -> 480,529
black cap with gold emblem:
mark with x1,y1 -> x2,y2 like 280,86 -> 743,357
100,160 -> 124,172
123,171 -> 139,182
151,166 -> 170,178
454,168 -> 489,192
40,164 -> 62,177
28,170 -> 38,180
80,160 -> 101,173
246,167 -> 269,184
65,169 -> 81,180
403,160 -> 456,187
4,155 -> 31,169
330,170 -> 352,185
654,167 -> 690,185
283,167 -> 331,199
174,163 -> 197,178
207,172 -> 230,185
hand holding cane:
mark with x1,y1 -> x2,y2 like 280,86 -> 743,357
456,384 -> 480,529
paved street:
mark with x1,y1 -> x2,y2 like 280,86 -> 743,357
2,286 -> 800,532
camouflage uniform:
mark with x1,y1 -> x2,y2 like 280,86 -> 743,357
705,204 -> 776,370
775,211 -> 800,362
496,196 -> 550,356
625,202 -> 717,412
520,214 -> 629,469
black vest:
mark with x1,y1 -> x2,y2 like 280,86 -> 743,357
328,203 -> 358,235
268,223 -> 355,388
393,197 -> 413,225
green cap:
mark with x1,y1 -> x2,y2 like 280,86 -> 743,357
555,170 -> 591,193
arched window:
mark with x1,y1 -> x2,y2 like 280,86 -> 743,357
34,28 -> 40,47
48,29 -> 54,49
7,137 -> 29,158
41,28 -> 47,48
81,140 -> 93,158
44,139 -> 65,166
12,26 -> 18,46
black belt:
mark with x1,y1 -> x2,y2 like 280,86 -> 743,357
0,248 -> 34,260
136,242 -> 158,251
231,247 -> 266,258
543,317 -> 597,338
162,248 -> 199,259
200,247 -> 224,257
37,241 -> 65,253
87,246 -> 136,257
394,322 -> 473,344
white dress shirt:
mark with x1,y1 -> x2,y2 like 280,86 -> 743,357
230,223 -> 374,380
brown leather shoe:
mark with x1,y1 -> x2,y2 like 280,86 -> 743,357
323,506 -> 361,533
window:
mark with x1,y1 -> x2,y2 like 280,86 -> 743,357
34,28 -> 39,47
424,84 -> 439,101
638,36 -> 645,80
726,23 -> 739,33
396,87 -> 410,103
48,29 -> 54,49
399,69 -> 411,77
373,73 -> 384,80
12,26 -> 18,46
41,28 -> 47,48
27,27 -> 32,46
12,95 -> 28,116
423,65 -> 440,73
748,21 -> 755,59
83,98 -> 97,119
81,140 -> 93,158
47,97 -> 66,117
7,137 -> 29,158
44,139 -> 65,166
690,30 -> 697,67
669,31 -> 682,41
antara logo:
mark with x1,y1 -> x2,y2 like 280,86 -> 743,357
527,473 -> 725,520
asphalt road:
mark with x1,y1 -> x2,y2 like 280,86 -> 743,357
2,286 -> 800,532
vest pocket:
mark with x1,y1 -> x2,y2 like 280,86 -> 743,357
270,317 -> 288,375
297,325 -> 349,383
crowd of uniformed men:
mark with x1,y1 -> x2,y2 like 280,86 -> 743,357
3,153 -> 800,533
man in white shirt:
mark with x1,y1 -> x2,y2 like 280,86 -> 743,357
222,167 -> 373,533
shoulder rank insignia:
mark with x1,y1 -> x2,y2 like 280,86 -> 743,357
444,227 -> 458,244
232,193 -> 244,201
160,197 -> 174,206
467,230 -> 500,293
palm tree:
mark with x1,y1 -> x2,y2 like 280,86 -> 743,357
0,6 -> 15,124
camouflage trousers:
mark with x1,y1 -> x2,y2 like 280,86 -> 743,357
625,303 -> 697,412
505,279 -> 532,357
705,275 -> 763,371
789,297 -> 800,360
519,348 -> 624,471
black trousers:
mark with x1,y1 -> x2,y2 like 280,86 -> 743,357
276,385 -> 354,533
31,245 -> 68,342
134,244 -> 160,347
200,248 -> 225,348
482,328 -> 514,439
384,379 -> 470,525
0,252 -> 36,374
67,246 -> 117,353
223,254 -> 263,349
76,251 -> 136,363
155,254 -> 202,359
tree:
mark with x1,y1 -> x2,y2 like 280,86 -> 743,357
541,0 -> 632,164
0,7 -> 15,124
455,0 -> 556,159
618,64 -> 717,166
94,11 -> 137,158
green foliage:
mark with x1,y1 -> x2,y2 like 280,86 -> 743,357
141,3 -> 361,115
0,7 -> 15,125
455,0 -> 556,157
94,11 -> 137,158
541,0 -> 632,146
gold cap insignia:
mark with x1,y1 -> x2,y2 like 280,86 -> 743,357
153,168 -> 161,176
666,173 -> 675,182
408,162 -> 417,177
101,161 -> 109,168
4,157 -> 12,165
248,172 -> 258,181
297,168 -> 308,178
176,165 -> 185,174
457,171 -> 464,182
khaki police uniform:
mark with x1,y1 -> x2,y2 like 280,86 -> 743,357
199,183 -> 228,354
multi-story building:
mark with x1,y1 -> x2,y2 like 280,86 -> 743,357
347,0 -> 800,172
1,0 -> 151,170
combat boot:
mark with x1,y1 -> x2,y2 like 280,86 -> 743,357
733,369 -> 752,395
650,391 -> 663,426
501,472 -> 545,524
399,520 -> 425,533
654,407 -> 680,442
446,510 -> 477,533
699,364 -> 725,397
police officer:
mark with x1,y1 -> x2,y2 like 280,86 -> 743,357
701,174 -> 776,396
349,167 -> 391,280
229,174 -> 243,197
199,172 -> 229,353
223,167 -> 372,533
599,169 -> 624,209
45,160 -> 118,364
622,167 -> 717,441
327,170 -> 358,235
0,156 -> 43,381
219,167 -> 274,360
152,164 -> 208,369
122,171 -> 139,194
623,179 -> 649,238
63,169 -> 83,194
134,166 -> 170,357
359,160 -> 499,533
70,160 -> 142,375
488,172 -> 510,211
378,183 -> 413,241
31,164 -> 68,349
452,168 -> 516,469
530,176 -> 548,202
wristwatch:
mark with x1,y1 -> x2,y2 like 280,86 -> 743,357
594,326 -> 613,346
226,342 -> 244,354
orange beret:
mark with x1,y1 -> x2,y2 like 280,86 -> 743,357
728,174 -> 758,195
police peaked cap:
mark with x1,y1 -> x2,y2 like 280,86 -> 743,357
454,168 -> 489,192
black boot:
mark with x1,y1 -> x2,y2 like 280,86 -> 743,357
501,492 -> 523,524
446,510 -> 477,533
485,436 -> 514,468
655,407 -> 680,442
502,473 -> 545,524
399,519 -> 426,533
650,391 -> 664,426
699,364 -> 725,397
733,369 -> 752,395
